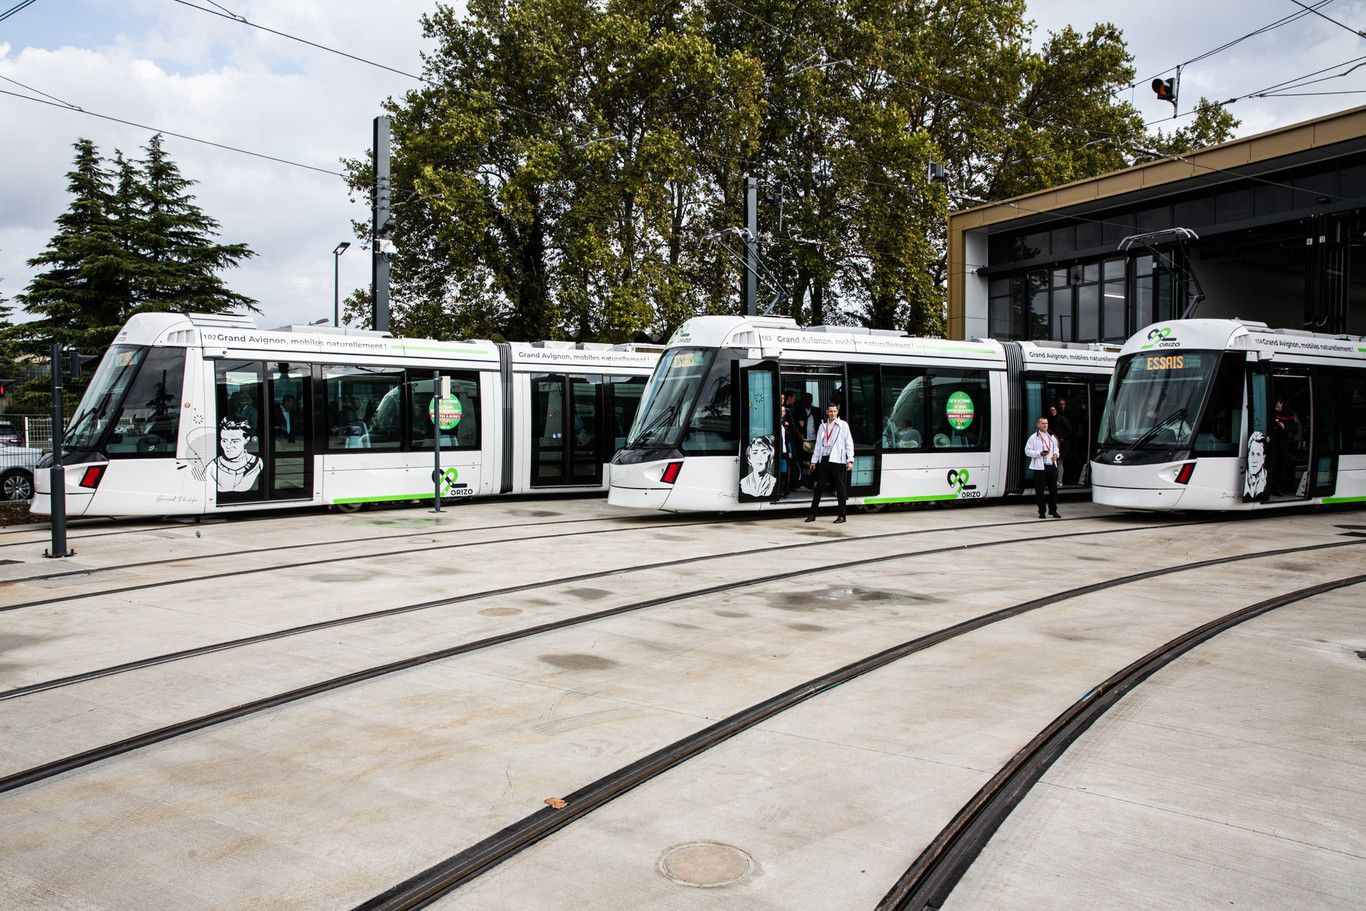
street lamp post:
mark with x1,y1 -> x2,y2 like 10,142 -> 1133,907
332,241 -> 351,326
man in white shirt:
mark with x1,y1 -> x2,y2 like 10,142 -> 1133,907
806,403 -> 855,523
1024,415 -> 1062,519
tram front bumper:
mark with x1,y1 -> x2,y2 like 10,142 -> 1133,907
1090,459 -> 1188,510
607,484 -> 673,510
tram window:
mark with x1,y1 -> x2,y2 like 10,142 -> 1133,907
926,371 -> 990,451
65,346 -> 146,452
1192,355 -> 1242,455
104,347 -> 185,458
881,369 -> 928,449
1337,373 -> 1366,453
1314,371 -> 1341,454
608,377 -> 646,449
681,351 -> 737,454
407,371 -> 480,450
323,366 -> 403,450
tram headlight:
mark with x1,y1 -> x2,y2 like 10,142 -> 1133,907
1174,462 -> 1195,485
660,461 -> 683,484
78,465 -> 107,489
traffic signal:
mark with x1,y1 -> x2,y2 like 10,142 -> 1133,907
1152,77 -> 1177,109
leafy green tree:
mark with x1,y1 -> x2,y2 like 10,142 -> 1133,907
356,1 -> 1235,342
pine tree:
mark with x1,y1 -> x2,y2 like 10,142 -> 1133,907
134,134 -> 257,314
13,136 -> 258,357
14,139 -> 131,352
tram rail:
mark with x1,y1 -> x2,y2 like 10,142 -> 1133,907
0,518 -> 1228,796
348,544 -> 1366,911
0,512 -> 1131,703
875,574 -> 1366,911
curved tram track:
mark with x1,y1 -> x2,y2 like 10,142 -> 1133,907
0,516 -> 1208,795
346,544 -> 1366,911
0,513 -> 1119,700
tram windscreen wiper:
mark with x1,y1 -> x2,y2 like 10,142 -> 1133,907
631,403 -> 678,446
1125,407 -> 1187,452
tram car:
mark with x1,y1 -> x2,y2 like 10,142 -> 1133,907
607,315 -> 1116,512
1091,318 -> 1366,511
30,312 -> 659,517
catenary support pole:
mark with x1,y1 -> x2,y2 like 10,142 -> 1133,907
744,175 -> 758,317
45,343 -> 71,558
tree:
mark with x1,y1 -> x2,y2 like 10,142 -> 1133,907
12,139 -> 132,352
12,136 -> 256,357
355,1 -> 1236,342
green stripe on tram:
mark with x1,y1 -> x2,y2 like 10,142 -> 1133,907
1323,495 -> 1366,504
863,494 -> 961,504
397,343 -> 491,355
332,493 -> 436,505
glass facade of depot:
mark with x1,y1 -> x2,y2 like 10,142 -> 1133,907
979,149 -> 1366,342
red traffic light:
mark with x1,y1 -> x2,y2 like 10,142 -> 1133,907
1152,77 -> 1177,105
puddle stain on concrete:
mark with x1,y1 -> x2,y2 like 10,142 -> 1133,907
565,588 -> 611,601
538,653 -> 619,671
787,623 -> 829,632
768,586 -> 913,612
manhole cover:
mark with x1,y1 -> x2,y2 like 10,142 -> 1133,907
479,607 -> 522,617
658,842 -> 754,888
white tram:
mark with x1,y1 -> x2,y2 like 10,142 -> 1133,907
1092,319 -> 1366,511
31,312 -> 659,517
608,315 -> 1116,512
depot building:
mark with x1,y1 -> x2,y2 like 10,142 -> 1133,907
948,105 -> 1366,343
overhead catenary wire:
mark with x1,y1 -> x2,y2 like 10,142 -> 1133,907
0,0 -> 40,24
1121,0 -> 1337,94
1289,0 -> 1366,39
0,87 -> 345,177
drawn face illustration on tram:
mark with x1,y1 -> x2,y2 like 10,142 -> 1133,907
746,435 -> 773,474
212,418 -> 263,493
740,435 -> 776,497
1243,431 -> 1268,500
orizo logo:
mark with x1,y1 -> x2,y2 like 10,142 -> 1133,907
946,468 -> 978,493
1147,326 -> 1173,341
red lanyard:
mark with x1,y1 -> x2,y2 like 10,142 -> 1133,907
823,422 -> 836,447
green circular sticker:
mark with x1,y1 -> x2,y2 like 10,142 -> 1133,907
429,395 -> 463,430
946,391 -> 975,430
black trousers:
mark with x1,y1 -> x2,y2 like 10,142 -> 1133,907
1034,464 -> 1059,516
809,458 -> 848,517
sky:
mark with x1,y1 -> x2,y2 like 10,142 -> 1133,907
2,0 -> 1365,332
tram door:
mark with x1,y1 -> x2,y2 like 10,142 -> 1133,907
845,364 -> 881,497
531,374 -> 602,487
738,361 -> 780,501
211,361 -> 313,506
1267,373 -> 1313,500
1021,377 -> 1095,488
266,363 -> 313,500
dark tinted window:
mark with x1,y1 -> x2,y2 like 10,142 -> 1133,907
105,347 -> 185,458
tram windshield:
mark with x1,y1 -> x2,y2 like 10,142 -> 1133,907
626,347 -> 711,448
1100,351 -> 1218,450
63,345 -> 148,451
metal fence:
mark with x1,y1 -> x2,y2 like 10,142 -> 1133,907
0,414 -> 52,449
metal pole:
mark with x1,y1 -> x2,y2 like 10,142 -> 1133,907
372,115 -> 392,333
45,342 -> 71,558
334,250 -> 341,327
744,175 -> 758,317
430,369 -> 442,513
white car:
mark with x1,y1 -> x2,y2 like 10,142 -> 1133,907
0,442 -> 42,502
